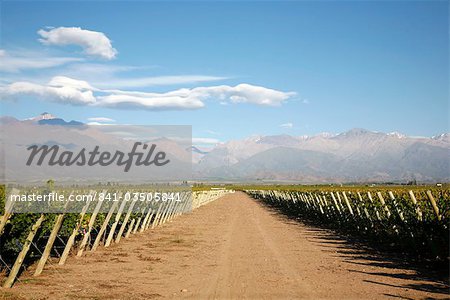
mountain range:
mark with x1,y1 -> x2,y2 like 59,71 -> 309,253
1,113 -> 449,183
193,129 -> 449,183
0,113 -> 191,184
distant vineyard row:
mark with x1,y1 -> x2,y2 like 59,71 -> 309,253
246,187 -> 449,261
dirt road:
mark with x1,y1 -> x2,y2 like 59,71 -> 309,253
1,192 -> 448,299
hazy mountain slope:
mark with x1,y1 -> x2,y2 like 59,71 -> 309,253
229,147 -> 339,181
194,129 -> 450,182
0,114 -> 192,183
1,113 -> 448,183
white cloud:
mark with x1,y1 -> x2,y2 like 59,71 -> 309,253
48,76 -> 97,91
86,122 -> 110,125
100,83 -> 294,109
97,92 -> 205,110
0,49 -> 83,72
193,84 -> 295,106
302,99 -> 310,104
193,138 -> 221,145
0,76 -> 295,110
280,122 -> 294,128
38,27 -> 118,60
0,76 -> 96,105
87,117 -> 116,123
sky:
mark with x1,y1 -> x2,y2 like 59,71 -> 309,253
0,1 -> 448,145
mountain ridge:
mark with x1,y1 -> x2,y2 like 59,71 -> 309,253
194,129 -> 450,183
1,113 -> 449,183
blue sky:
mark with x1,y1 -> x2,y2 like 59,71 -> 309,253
0,1 -> 448,145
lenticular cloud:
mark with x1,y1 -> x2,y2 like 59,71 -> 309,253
0,76 -> 295,110
38,27 -> 118,60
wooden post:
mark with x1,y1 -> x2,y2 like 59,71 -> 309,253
156,201 -> 169,226
0,189 -> 16,237
302,193 -> 311,209
161,198 -> 176,224
191,192 -> 198,209
158,200 -> 170,225
125,218 -> 135,238
151,202 -> 164,229
348,192 -> 362,218
140,208 -> 152,232
0,211 -> 12,237
426,190 -> 441,221
181,194 -> 189,214
91,200 -> 118,251
157,201 -> 169,225
306,193 -> 315,211
3,214 -> 45,288
185,192 -> 194,213
321,194 -> 333,217
133,207 -> 147,234
132,215 -> 142,234
77,193 -> 104,256
388,191 -> 405,222
34,213 -> 65,276
330,192 -> 342,215
367,192 -> 382,221
177,193 -> 190,216
376,192 -> 391,218
115,199 -> 138,243
317,198 -> 325,215
145,209 -> 155,230
161,200 -> 174,224
357,192 -> 372,221
408,190 -> 422,221
105,194 -> 126,247
342,192 -> 354,216
168,201 -> 180,221
335,192 -> 345,211
59,195 -> 92,265
35,191 -> 74,275
167,202 -> 177,221
177,195 -> 187,216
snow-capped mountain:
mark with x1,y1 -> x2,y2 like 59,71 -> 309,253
1,113 -> 448,183
193,129 -> 450,183
27,112 -> 57,122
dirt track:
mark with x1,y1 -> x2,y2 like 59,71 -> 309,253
1,192 -> 448,299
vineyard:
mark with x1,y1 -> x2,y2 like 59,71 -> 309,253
0,185 -> 448,299
0,186 -> 233,288
246,187 -> 449,262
